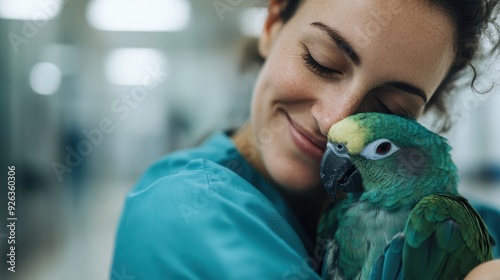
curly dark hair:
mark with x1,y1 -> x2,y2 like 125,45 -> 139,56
252,0 -> 500,132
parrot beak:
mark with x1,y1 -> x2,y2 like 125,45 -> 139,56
320,142 -> 364,198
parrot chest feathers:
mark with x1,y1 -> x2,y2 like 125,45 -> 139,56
326,202 -> 411,279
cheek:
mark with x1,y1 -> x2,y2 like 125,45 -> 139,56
275,59 -> 310,96
259,44 -> 317,101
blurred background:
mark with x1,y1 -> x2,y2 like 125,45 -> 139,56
0,0 -> 498,279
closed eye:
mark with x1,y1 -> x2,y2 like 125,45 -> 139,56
373,95 -> 394,115
372,95 -> 416,119
302,51 -> 342,77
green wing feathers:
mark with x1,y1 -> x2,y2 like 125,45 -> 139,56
402,194 -> 494,279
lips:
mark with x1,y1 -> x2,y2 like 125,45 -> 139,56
294,123 -> 327,150
282,110 -> 327,161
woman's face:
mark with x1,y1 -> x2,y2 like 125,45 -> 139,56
249,0 -> 456,191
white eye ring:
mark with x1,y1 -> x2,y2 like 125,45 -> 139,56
360,139 -> 400,160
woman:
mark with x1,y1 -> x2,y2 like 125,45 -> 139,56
111,0 -> 499,279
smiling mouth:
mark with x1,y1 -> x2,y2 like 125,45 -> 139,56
280,109 -> 326,150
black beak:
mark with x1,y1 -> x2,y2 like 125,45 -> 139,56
320,142 -> 364,198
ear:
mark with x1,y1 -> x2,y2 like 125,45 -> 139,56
258,0 -> 286,58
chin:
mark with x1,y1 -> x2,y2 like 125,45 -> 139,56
267,159 -> 323,192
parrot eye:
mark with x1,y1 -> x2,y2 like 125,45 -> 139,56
360,139 -> 400,160
335,144 -> 346,152
376,142 -> 391,155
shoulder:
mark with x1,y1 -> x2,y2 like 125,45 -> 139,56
112,158 -> 320,279
125,157 -> 275,225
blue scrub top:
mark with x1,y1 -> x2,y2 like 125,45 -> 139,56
111,132 -> 322,279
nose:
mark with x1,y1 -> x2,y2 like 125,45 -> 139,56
312,86 -> 368,136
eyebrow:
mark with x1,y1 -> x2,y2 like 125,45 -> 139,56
311,22 -> 361,65
311,21 -> 428,103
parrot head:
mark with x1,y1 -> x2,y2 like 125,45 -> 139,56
320,112 -> 459,208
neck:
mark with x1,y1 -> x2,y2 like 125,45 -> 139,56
231,124 -> 275,184
232,123 -> 335,252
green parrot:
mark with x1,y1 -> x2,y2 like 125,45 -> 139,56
317,112 -> 494,280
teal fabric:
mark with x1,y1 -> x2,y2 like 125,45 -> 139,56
111,132 -> 321,280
